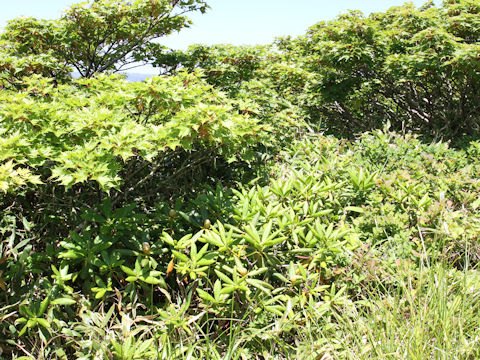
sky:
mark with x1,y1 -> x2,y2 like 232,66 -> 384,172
1,0 -> 432,73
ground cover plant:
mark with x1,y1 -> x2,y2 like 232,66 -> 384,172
1,0 -> 480,359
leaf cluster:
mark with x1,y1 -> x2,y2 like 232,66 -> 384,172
286,1 -> 480,137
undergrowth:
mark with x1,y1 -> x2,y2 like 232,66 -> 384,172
1,129 -> 479,359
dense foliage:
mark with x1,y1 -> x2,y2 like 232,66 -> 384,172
2,128 -> 480,359
1,0 -> 208,85
283,0 -> 480,137
150,44 -> 309,138
0,72 -> 264,191
1,0 -> 480,359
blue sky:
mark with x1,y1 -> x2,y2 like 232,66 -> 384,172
161,0 -> 432,49
1,0 -> 432,73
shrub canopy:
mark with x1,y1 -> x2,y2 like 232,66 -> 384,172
287,0 -> 480,137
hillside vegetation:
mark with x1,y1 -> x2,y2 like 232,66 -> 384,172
0,0 -> 479,359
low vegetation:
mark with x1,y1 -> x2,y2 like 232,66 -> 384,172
1,0 -> 479,359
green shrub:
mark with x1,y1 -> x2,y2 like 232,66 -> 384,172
289,1 -> 480,137
2,130 -> 479,358
1,1 -> 480,358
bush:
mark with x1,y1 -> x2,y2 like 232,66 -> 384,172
290,1 -> 480,138
1,1 -> 480,358
2,130 -> 480,358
